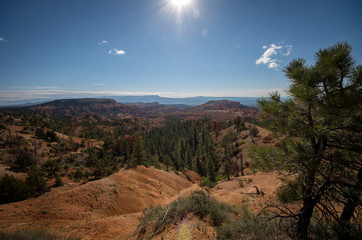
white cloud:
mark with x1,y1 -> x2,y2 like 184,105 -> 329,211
0,37 -> 6,42
98,40 -> 108,45
12,86 -> 60,90
268,62 -> 279,68
93,83 -> 105,86
109,48 -> 126,55
283,44 -> 293,56
33,86 -> 60,90
269,44 -> 282,50
256,43 -> 292,69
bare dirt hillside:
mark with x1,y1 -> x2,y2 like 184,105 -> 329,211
211,171 -> 282,212
0,166 -> 199,239
132,171 -> 282,240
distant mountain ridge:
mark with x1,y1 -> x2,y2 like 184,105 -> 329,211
110,95 -> 261,107
186,100 -> 249,111
0,95 -> 262,108
0,98 -> 258,120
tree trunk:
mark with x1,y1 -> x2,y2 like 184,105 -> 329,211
296,154 -> 320,240
340,167 -> 362,223
296,174 -> 316,240
240,153 -> 244,176
297,197 -> 315,239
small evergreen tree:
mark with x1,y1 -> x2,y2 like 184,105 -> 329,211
74,168 -> 83,180
196,155 -> 203,176
249,125 -> 259,141
55,174 -> 64,187
207,156 -> 216,182
15,149 -> 34,168
42,159 -> 61,177
163,154 -> 172,171
130,134 -> 146,166
0,174 -> 30,204
26,165 -> 47,197
186,146 -> 192,170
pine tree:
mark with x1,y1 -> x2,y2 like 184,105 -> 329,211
131,133 -> 146,166
249,42 -> 362,239
186,146 -> 192,170
240,151 -> 245,176
196,155 -> 203,176
55,174 -> 64,187
207,156 -> 216,182
163,154 -> 172,171
26,165 -> 47,197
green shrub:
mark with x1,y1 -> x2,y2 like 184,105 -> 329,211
135,191 -> 236,239
200,177 -> 217,188
35,128 -> 46,139
46,130 -> 59,142
74,168 -> 83,180
0,174 -> 30,204
249,126 -> 259,138
42,159 -> 61,177
26,165 -> 48,197
15,149 -> 34,168
276,178 -> 302,204
217,208 -> 285,240
54,174 -> 64,187
184,172 -> 192,182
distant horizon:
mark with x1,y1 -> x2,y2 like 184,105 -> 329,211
0,88 -> 288,103
0,92 -> 284,108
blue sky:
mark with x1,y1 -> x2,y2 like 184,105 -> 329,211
1,0 -> 362,100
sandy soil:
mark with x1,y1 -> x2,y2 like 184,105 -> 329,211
0,166 -> 197,239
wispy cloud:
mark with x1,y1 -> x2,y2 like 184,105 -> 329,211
0,90 -> 171,102
283,44 -> 293,56
33,86 -> 60,90
0,37 -> 6,42
108,48 -> 126,55
93,83 -> 105,86
12,86 -> 60,90
98,40 -> 108,45
99,40 -> 126,56
256,43 -> 293,69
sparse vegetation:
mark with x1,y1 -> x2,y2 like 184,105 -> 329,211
249,125 -> 259,138
54,174 -> 64,187
26,165 -> 48,197
238,179 -> 244,187
217,208 -> 286,240
134,190 -> 236,239
200,177 -> 217,188
0,174 -> 30,204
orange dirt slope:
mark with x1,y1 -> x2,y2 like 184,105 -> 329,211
0,165 -> 198,239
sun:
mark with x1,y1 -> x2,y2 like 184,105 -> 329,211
170,0 -> 192,8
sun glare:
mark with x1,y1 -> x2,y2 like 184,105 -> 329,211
171,0 -> 192,8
